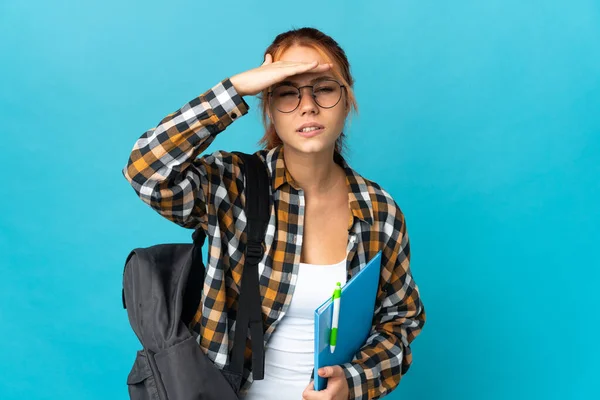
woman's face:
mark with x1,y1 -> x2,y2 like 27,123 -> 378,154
268,45 -> 347,155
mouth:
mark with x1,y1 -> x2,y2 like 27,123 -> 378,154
296,125 -> 325,138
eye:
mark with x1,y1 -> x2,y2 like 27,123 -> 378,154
278,91 -> 297,97
315,87 -> 334,93
273,86 -> 299,98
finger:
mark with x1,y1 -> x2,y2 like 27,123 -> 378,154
301,381 -> 317,400
318,365 -> 343,378
306,61 -> 332,69
274,61 -> 331,81
275,60 -> 328,69
313,63 -> 333,71
293,61 -> 331,75
296,60 -> 319,71
262,53 -> 272,65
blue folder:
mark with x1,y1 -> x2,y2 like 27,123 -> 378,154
313,250 -> 382,391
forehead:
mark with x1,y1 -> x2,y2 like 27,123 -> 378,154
278,45 -> 334,84
279,45 -> 327,63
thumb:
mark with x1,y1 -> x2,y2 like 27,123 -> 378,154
262,53 -> 272,65
318,366 -> 341,378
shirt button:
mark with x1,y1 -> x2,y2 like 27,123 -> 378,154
231,112 -> 237,119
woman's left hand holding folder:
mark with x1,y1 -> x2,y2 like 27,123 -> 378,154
301,366 -> 349,400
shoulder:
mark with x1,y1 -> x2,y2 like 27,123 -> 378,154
197,148 -> 271,173
359,174 -> 408,241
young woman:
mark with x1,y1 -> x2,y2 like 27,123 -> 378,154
123,27 -> 426,400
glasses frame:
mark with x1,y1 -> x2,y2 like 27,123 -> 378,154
267,78 -> 346,113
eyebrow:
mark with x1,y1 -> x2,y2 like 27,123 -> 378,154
277,75 -> 335,86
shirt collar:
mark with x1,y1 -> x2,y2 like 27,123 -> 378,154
266,145 -> 374,228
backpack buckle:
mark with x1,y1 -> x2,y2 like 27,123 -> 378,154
246,241 -> 264,265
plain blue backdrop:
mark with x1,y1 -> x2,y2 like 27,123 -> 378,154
1,0 -> 598,399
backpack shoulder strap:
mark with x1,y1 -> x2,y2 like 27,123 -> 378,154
191,152 -> 269,246
228,151 -> 270,381
234,151 -> 270,248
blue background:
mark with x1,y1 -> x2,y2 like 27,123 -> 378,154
1,0 -> 598,398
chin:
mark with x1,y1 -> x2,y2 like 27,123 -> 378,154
286,137 -> 333,155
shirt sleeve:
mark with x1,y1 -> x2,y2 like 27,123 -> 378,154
341,209 -> 426,399
122,78 -> 249,229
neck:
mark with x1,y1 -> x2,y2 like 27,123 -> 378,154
282,146 -> 344,195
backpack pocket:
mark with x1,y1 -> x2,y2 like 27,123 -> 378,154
127,350 -> 162,400
153,336 -> 240,400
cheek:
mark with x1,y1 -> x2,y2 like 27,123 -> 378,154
331,110 -> 348,129
270,114 -> 294,136
269,105 -> 286,127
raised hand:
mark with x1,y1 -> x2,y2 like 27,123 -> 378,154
229,53 -> 332,97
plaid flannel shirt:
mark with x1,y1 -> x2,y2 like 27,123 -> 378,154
122,78 -> 426,399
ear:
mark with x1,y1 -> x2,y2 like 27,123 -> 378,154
268,103 -> 278,125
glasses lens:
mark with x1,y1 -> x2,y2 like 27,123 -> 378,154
271,85 -> 300,112
270,81 -> 343,112
313,81 -> 342,108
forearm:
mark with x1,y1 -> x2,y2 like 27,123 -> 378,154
342,209 -> 426,399
122,78 -> 249,227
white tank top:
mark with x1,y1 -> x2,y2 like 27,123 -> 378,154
241,258 -> 347,400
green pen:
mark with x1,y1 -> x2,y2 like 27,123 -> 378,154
330,282 -> 342,353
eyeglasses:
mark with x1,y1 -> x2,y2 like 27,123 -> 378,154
267,79 -> 346,113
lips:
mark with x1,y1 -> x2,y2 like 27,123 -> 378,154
296,126 -> 325,138
296,122 -> 325,132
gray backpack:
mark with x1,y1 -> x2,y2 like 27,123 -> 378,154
122,152 -> 270,400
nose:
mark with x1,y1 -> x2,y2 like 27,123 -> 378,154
298,87 -> 319,115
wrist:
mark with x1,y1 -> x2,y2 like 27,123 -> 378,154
229,75 -> 246,97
